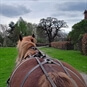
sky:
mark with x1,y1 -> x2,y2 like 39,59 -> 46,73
0,0 -> 87,33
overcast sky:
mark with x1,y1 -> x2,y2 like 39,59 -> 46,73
0,0 -> 87,32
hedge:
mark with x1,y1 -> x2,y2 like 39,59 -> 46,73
51,41 -> 73,50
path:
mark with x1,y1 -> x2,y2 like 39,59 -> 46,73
80,73 -> 87,85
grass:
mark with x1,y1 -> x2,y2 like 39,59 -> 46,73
39,47 -> 87,73
0,47 -> 17,87
0,47 -> 87,87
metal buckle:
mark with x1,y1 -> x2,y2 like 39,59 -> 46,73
44,58 -> 54,64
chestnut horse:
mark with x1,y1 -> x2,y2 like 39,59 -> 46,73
7,35 -> 87,87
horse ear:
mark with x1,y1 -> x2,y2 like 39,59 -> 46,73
19,34 -> 23,41
32,34 -> 35,38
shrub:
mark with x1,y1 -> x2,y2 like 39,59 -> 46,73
51,41 -> 73,50
82,33 -> 87,55
36,43 -> 49,47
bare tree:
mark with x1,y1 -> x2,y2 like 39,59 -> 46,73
38,17 -> 68,46
9,21 -> 15,32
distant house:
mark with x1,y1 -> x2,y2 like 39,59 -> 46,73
84,10 -> 87,19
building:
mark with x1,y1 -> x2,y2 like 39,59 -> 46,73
84,10 -> 87,19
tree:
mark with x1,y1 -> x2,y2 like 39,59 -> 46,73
6,18 -> 28,46
0,34 -> 3,45
68,19 -> 87,50
9,21 -> 15,28
9,21 -> 15,32
0,24 -> 9,46
68,20 -> 87,44
37,26 -> 47,43
38,17 -> 67,46
6,17 -> 35,46
27,23 -> 34,35
16,17 -> 34,36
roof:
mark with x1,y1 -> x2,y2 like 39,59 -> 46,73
84,10 -> 87,14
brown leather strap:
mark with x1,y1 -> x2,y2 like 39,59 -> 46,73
35,57 -> 57,87
20,59 -> 47,87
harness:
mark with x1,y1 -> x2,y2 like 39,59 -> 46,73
7,47 -> 86,87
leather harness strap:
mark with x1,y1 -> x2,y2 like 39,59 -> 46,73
52,60 -> 86,87
20,57 -> 57,87
65,67 -> 87,87
52,60 -> 78,87
20,59 -> 47,87
7,58 -> 32,87
35,57 -> 57,87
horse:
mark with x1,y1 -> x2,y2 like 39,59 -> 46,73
7,34 -> 87,87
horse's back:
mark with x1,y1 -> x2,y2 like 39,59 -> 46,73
10,58 -> 41,87
10,58 -> 65,87
62,61 -> 86,87
9,58 -> 86,87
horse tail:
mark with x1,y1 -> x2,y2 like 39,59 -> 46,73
39,72 -> 75,87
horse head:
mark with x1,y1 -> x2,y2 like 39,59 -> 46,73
16,34 -> 37,64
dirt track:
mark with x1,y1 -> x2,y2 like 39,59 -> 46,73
80,73 -> 87,85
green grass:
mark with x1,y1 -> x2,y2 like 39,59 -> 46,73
0,47 -> 17,87
39,47 -> 87,73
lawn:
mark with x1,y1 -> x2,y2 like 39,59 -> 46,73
0,47 -> 87,87
0,47 -> 17,87
39,47 -> 87,73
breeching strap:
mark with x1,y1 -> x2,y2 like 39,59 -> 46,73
35,57 -> 57,87
20,59 -> 46,87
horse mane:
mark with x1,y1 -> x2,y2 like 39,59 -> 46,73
16,36 -> 36,64
39,72 -> 74,87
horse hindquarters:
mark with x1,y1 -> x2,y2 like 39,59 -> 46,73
39,72 -> 75,87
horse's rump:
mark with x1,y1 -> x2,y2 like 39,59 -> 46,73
9,58 -> 86,87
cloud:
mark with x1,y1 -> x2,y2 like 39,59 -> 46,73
0,0 -> 86,33
52,11 -> 82,18
51,1 -> 86,21
55,1 -> 86,11
0,4 -> 31,17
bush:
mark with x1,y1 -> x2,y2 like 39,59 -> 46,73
36,43 -> 49,47
82,33 -> 87,55
51,41 -> 73,50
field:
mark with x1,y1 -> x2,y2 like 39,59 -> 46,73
0,47 -> 87,87
0,47 -> 17,87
